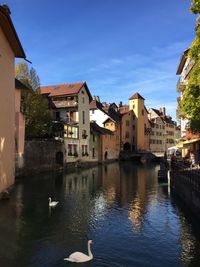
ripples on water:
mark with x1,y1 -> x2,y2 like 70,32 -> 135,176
0,162 -> 200,267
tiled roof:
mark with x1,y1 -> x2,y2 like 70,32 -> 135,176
102,103 -> 121,122
119,105 -> 129,114
91,100 -> 121,123
90,99 -> 105,112
151,108 -> 161,116
40,82 -> 92,101
129,92 -> 145,100
90,121 -> 114,135
149,108 -> 176,125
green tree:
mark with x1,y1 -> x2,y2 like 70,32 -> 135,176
15,62 -> 52,138
178,1 -> 200,133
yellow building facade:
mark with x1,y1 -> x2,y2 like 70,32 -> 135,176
129,93 -> 146,151
0,5 -> 25,194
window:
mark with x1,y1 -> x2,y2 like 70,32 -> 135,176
55,111 -> 60,120
68,144 -> 72,156
82,145 -> 88,156
64,126 -> 78,139
82,129 -> 87,139
125,131 -> 129,138
142,109 -> 144,115
92,148 -> 95,158
73,145 -> 78,156
82,111 -> 85,124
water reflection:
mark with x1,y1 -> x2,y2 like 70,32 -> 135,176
0,162 -> 200,266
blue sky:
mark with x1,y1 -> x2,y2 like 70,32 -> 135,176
8,0 -> 196,120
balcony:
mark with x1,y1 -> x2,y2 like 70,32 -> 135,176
176,78 -> 186,92
52,98 -> 78,108
61,118 -> 78,126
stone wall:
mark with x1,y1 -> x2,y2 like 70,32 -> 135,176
15,140 -> 65,177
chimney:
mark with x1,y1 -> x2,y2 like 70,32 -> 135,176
163,107 -> 166,116
119,101 -> 122,107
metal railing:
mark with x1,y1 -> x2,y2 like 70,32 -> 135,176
171,160 -> 200,192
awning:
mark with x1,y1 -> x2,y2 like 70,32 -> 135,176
176,142 -> 183,148
182,138 -> 200,146
167,146 -> 178,151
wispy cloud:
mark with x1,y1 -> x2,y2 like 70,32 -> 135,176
37,41 -> 189,120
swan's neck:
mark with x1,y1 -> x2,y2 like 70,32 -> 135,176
49,198 -> 51,204
88,242 -> 93,258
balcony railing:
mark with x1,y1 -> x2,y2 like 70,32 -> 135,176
52,100 -> 78,108
176,78 -> 186,92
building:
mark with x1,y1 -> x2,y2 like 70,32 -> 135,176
15,79 -> 29,167
176,48 -> 195,138
90,121 -> 117,161
90,97 -> 121,159
40,82 -> 92,163
129,93 -> 149,151
119,93 -> 151,152
90,122 -> 101,162
0,5 -> 26,194
176,48 -> 200,156
90,97 -> 110,127
120,109 -> 135,151
148,108 -> 178,154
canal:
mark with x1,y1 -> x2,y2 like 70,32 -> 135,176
0,162 -> 200,267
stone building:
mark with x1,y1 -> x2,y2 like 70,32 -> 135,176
40,82 -> 92,163
148,107 -> 178,154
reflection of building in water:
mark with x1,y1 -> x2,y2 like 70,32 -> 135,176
128,169 -> 148,232
129,195 -> 144,232
64,166 -> 100,195
101,163 -> 120,205
119,163 -> 151,232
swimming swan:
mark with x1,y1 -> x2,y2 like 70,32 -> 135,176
48,197 -> 58,207
64,240 -> 93,263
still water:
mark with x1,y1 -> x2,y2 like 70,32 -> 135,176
1,162 -> 200,267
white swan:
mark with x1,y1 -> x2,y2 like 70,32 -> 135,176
48,197 -> 58,207
64,240 -> 93,263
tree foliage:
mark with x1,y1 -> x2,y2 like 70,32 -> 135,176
15,62 -> 52,138
190,0 -> 200,14
179,1 -> 200,133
